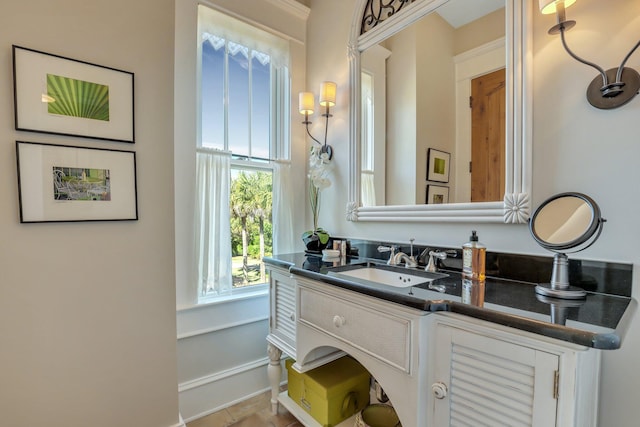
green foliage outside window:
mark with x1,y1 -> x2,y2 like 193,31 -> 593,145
230,170 -> 273,287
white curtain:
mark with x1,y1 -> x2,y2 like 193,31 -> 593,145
194,148 -> 232,296
198,5 -> 290,69
273,160 -> 295,254
361,170 -> 376,207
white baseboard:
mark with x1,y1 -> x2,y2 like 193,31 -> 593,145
170,414 -> 187,427
179,357 -> 286,422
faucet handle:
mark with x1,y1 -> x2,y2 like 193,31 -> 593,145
425,253 -> 437,272
425,250 -> 447,272
378,245 -> 398,265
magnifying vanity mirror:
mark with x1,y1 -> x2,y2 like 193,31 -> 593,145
347,0 -> 532,223
529,192 -> 606,299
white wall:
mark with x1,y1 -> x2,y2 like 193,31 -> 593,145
308,0 -> 640,425
0,1 -> 179,427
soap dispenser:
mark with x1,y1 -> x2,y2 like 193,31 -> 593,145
462,230 -> 486,281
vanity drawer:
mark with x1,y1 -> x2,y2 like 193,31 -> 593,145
299,286 -> 411,373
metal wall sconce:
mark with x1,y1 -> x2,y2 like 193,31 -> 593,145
299,81 -> 336,159
539,0 -> 640,109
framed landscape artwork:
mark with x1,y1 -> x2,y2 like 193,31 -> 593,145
12,45 -> 134,143
426,184 -> 449,204
426,148 -> 450,183
16,141 -> 138,223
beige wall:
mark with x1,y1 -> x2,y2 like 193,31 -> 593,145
385,23 -> 418,205
381,8 -> 501,205
416,13 -> 456,204
454,7 -> 506,54
308,0 -> 640,425
0,0 -> 179,426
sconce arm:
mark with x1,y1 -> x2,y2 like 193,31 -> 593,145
617,40 -> 640,82
305,106 -> 334,160
560,27 -> 608,86
305,122 -> 323,146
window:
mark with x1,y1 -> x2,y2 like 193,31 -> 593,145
196,6 -> 291,299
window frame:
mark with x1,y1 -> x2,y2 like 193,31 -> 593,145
196,7 -> 291,301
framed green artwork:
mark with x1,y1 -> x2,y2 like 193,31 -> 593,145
426,148 -> 450,183
12,45 -> 134,143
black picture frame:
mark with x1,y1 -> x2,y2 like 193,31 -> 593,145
426,148 -> 451,183
426,184 -> 449,204
13,45 -> 135,143
16,141 -> 138,223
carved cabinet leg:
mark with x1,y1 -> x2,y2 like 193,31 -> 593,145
267,342 -> 283,414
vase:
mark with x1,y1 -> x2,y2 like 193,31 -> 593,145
302,228 -> 330,253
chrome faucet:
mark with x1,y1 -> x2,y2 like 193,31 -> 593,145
392,251 -> 418,268
391,238 -> 419,268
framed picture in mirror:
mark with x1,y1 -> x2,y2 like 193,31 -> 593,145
426,185 -> 449,204
426,148 -> 450,183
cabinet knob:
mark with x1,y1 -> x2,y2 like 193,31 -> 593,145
432,382 -> 448,399
289,312 -> 295,321
333,315 -> 346,327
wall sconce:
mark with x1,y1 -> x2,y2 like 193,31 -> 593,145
299,81 -> 336,159
539,0 -> 640,109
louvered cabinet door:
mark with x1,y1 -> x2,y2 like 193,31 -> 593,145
432,324 -> 559,427
268,268 -> 296,357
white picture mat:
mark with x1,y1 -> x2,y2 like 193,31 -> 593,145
17,142 -> 137,222
427,185 -> 449,204
14,46 -> 134,142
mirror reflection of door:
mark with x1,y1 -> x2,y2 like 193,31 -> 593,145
471,68 -> 505,202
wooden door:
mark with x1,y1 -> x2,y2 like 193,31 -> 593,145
471,68 -> 506,202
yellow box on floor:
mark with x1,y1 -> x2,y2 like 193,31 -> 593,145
286,356 -> 370,427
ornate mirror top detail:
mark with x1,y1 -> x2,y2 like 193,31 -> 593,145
347,0 -> 532,223
361,0 -> 417,34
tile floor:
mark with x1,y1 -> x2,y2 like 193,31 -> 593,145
186,390 -> 303,427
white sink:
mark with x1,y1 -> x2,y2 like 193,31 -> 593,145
332,267 -> 436,288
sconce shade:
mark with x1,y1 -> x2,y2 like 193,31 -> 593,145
299,92 -> 315,115
539,0 -> 577,14
319,81 -> 337,107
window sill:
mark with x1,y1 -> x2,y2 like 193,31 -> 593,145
177,284 -> 268,313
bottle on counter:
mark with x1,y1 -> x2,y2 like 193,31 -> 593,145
462,230 -> 486,281
462,278 -> 485,307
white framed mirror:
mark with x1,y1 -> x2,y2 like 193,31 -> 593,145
347,0 -> 532,223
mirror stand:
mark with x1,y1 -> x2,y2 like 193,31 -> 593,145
536,293 -> 585,326
535,253 -> 587,299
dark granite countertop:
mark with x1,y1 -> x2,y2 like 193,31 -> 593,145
264,253 -> 636,350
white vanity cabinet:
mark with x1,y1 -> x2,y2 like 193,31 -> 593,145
293,276 -> 432,427
428,314 -> 601,427
266,269 -> 602,427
